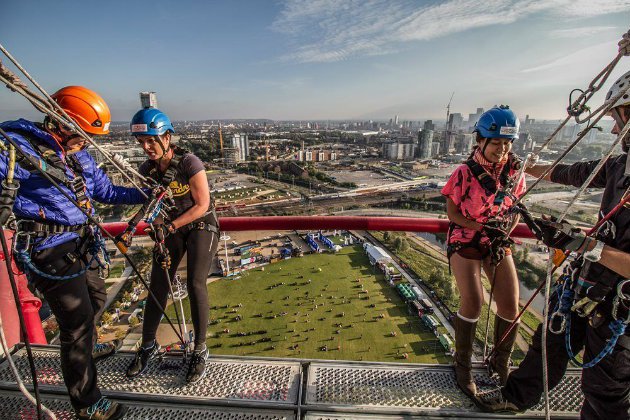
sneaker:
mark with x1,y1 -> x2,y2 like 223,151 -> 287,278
75,397 -> 128,420
126,342 -> 160,378
93,340 -> 121,362
477,388 -> 522,413
185,348 -> 208,384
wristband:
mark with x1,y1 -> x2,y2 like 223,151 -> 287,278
584,240 -> 604,262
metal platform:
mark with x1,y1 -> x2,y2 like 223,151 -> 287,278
0,346 -> 583,419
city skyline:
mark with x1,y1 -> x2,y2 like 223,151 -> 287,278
1,0 -> 629,122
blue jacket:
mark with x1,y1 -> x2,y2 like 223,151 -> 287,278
0,119 -> 146,248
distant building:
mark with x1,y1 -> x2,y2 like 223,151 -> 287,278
229,133 -> 249,162
297,149 -> 337,162
417,129 -> 434,159
423,120 -> 435,131
467,107 -> 484,128
448,113 -> 464,131
430,142 -> 441,157
454,133 -> 473,155
382,142 -> 415,161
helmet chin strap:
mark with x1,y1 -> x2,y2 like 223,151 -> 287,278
155,134 -> 172,163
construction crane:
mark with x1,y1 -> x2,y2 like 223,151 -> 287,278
445,91 -> 454,131
444,92 -> 455,154
218,121 -> 224,159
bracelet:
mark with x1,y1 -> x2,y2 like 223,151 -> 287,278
584,240 -> 604,262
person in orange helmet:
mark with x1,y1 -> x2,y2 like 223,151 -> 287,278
0,86 -> 146,420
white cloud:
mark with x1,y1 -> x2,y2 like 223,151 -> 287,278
549,26 -> 617,38
272,0 -> 630,63
520,41 -> 614,73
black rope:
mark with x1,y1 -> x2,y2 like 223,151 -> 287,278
0,126 -> 186,345
0,228 -> 42,420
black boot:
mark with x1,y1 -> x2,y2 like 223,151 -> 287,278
489,316 -> 519,385
126,341 -> 160,378
453,315 -> 478,397
186,347 -> 209,384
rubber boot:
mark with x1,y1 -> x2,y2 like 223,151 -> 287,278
453,315 -> 478,397
489,316 -> 519,385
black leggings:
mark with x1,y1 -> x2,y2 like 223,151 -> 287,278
142,227 -> 218,347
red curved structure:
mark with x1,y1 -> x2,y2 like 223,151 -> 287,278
0,231 -> 46,348
101,216 -> 537,238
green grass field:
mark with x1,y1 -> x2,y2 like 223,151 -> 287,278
166,244 -> 451,363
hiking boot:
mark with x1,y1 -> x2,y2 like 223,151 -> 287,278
453,315 -> 478,397
93,339 -> 121,362
75,397 -> 128,420
477,388 -> 522,413
488,317 -> 519,385
186,348 -> 208,384
126,342 -> 160,378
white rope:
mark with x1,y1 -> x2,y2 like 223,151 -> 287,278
0,43 -> 148,198
0,311 -> 57,419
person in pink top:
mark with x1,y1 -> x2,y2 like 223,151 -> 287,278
441,106 -> 526,398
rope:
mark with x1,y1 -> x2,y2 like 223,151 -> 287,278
0,229 -> 45,420
0,44 -> 148,199
482,266 -> 497,360
0,126 -> 187,346
0,309 -> 56,419
562,292 -> 627,368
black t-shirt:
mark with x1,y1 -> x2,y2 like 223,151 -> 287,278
551,154 -> 630,307
139,151 -> 208,220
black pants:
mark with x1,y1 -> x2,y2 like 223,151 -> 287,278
28,240 -> 106,410
142,227 -> 218,347
503,293 -> 630,419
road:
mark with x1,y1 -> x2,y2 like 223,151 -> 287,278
351,230 -> 455,340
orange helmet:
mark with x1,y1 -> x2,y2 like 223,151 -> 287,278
51,86 -> 111,135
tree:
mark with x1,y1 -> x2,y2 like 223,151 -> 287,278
383,232 -> 391,242
100,312 -> 112,326
394,237 -> 409,252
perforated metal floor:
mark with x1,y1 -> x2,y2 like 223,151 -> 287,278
306,362 -> 582,418
0,346 -> 582,419
0,390 -> 295,420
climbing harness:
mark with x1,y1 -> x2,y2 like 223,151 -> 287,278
549,269 -> 630,368
11,223 -> 109,282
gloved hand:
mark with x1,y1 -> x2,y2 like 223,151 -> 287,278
482,219 -> 509,242
525,153 -> 539,169
535,216 -> 587,252
112,153 -> 132,170
153,247 -> 171,270
144,224 -> 169,242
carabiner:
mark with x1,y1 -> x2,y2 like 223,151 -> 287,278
12,230 -> 31,254
549,311 -> 567,334
612,279 -> 630,323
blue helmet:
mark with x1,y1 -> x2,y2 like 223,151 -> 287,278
473,105 -> 520,140
130,108 -> 175,136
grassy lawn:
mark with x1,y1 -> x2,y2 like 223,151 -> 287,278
108,263 -> 125,278
166,245 -> 451,364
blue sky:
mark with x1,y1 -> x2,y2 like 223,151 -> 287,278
0,0 -> 629,122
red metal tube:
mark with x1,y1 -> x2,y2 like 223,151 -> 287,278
101,217 -> 536,238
